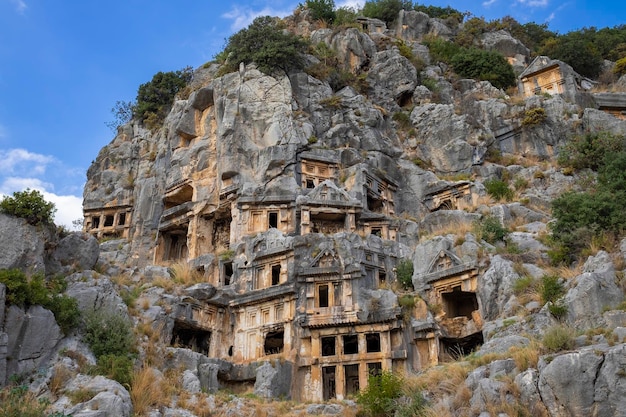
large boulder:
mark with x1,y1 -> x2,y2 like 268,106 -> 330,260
0,213 -> 47,273
254,360 -> 293,399
3,305 -> 63,383
52,374 -> 132,417
53,232 -> 100,271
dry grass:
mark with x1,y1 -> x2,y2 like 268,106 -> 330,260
152,276 -> 175,292
169,261 -> 204,286
420,220 -> 475,242
49,364 -> 75,397
510,340 -> 540,371
130,365 -> 169,416
544,264 -> 583,281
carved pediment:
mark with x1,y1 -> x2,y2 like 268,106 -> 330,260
310,247 -> 339,269
427,250 -> 462,274
303,180 -> 360,207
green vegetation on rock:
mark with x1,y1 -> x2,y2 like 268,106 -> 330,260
0,189 -> 56,226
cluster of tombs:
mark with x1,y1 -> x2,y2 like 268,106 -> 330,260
84,150 -> 487,401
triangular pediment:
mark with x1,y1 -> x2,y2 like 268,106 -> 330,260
304,180 -> 359,206
519,56 -> 559,79
427,250 -> 462,274
309,247 -> 339,269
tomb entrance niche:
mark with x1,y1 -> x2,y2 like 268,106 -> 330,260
159,226 -> 189,262
439,332 -> 483,361
441,286 -> 478,319
264,328 -> 284,355
171,321 -> 211,355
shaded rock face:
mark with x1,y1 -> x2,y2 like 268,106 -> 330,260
0,213 -> 48,273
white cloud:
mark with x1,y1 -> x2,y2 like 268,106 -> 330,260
9,0 -> 27,14
516,0 -> 549,6
0,148 -> 56,175
223,5 -> 295,31
336,0 -> 364,9
483,0 -> 498,7
0,177 -> 83,230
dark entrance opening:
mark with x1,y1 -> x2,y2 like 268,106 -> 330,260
268,212 -> 278,228
343,334 -> 358,355
118,212 -> 126,225
344,364 -> 360,397
170,322 -> 211,355
319,284 -> 329,307
367,195 -> 384,213
440,332 -> 484,361
442,287 -> 479,318
367,362 -> 382,376
366,333 -> 381,353
271,264 -> 281,285
322,366 -> 336,400
321,336 -> 336,356
264,330 -> 284,355
223,262 -> 233,286
104,215 -> 114,227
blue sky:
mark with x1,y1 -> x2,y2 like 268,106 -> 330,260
0,0 -> 624,228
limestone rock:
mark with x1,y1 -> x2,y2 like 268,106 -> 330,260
53,232 -> 100,271
254,361 -> 293,399
366,48 -> 417,111
53,374 -> 132,417
478,256 -> 520,321
3,305 -> 63,384
66,271 -> 128,315
0,213 -> 47,273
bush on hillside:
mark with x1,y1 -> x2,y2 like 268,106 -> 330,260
220,16 -> 309,76
396,259 -> 414,290
0,269 -> 79,334
362,0 -> 413,25
0,188 -> 56,226
134,67 -> 193,130
450,47 -> 516,89
304,0 -> 336,23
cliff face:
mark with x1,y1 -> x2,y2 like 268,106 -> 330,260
4,9 -> 625,416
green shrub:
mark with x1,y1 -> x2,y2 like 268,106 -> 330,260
91,354 -> 134,387
392,111 -> 411,129
134,67 -> 192,130
0,269 -> 79,334
548,301 -> 568,319
83,310 -> 135,358
362,0 -> 413,25
449,47 -> 516,89
396,259 -> 414,290
0,189 -> 56,225
557,132 -> 626,171
542,325 -> 575,352
357,371 -> 403,417
614,56 -> 626,76
512,275 -> 536,295
475,215 -> 508,244
220,16 -> 309,76
522,107 -> 547,126
305,0 -> 336,23
334,6 -> 359,26
413,4 -> 463,22
540,275 -> 565,304
484,178 -> 513,201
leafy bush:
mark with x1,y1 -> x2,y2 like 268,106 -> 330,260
334,6 -> 359,26
134,68 -> 192,130
304,0 -> 336,23
83,310 -> 135,359
92,354 -> 134,387
540,275 -> 565,304
0,269 -> 79,334
557,132 -> 626,171
423,37 -> 515,89
484,178 -> 513,201
357,371 -> 403,417
413,3 -> 463,22
396,259 -> 414,290
522,107 -> 547,126
220,16 -> 309,76
475,215 -> 508,244
538,31 -> 604,78
449,47 -> 516,89
615,57 -> 626,76
362,0 -> 413,25
0,189 -> 56,225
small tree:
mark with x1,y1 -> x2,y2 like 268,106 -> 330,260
357,371 -> 404,417
221,16 -> 309,75
362,0 -> 413,26
305,0 -> 336,23
0,189 -> 56,225
396,259 -> 414,290
105,100 -> 134,133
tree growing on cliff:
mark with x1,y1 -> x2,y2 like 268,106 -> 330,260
304,0 -> 336,23
362,0 -> 413,26
220,16 -> 309,75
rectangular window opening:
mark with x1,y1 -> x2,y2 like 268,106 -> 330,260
268,212 -> 278,228
321,336 -> 336,356
223,262 -> 233,286
318,284 -> 329,308
343,334 -> 358,355
271,264 -> 281,286
104,215 -> 114,227
91,216 -> 100,229
366,333 -> 381,353
118,212 -> 126,226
